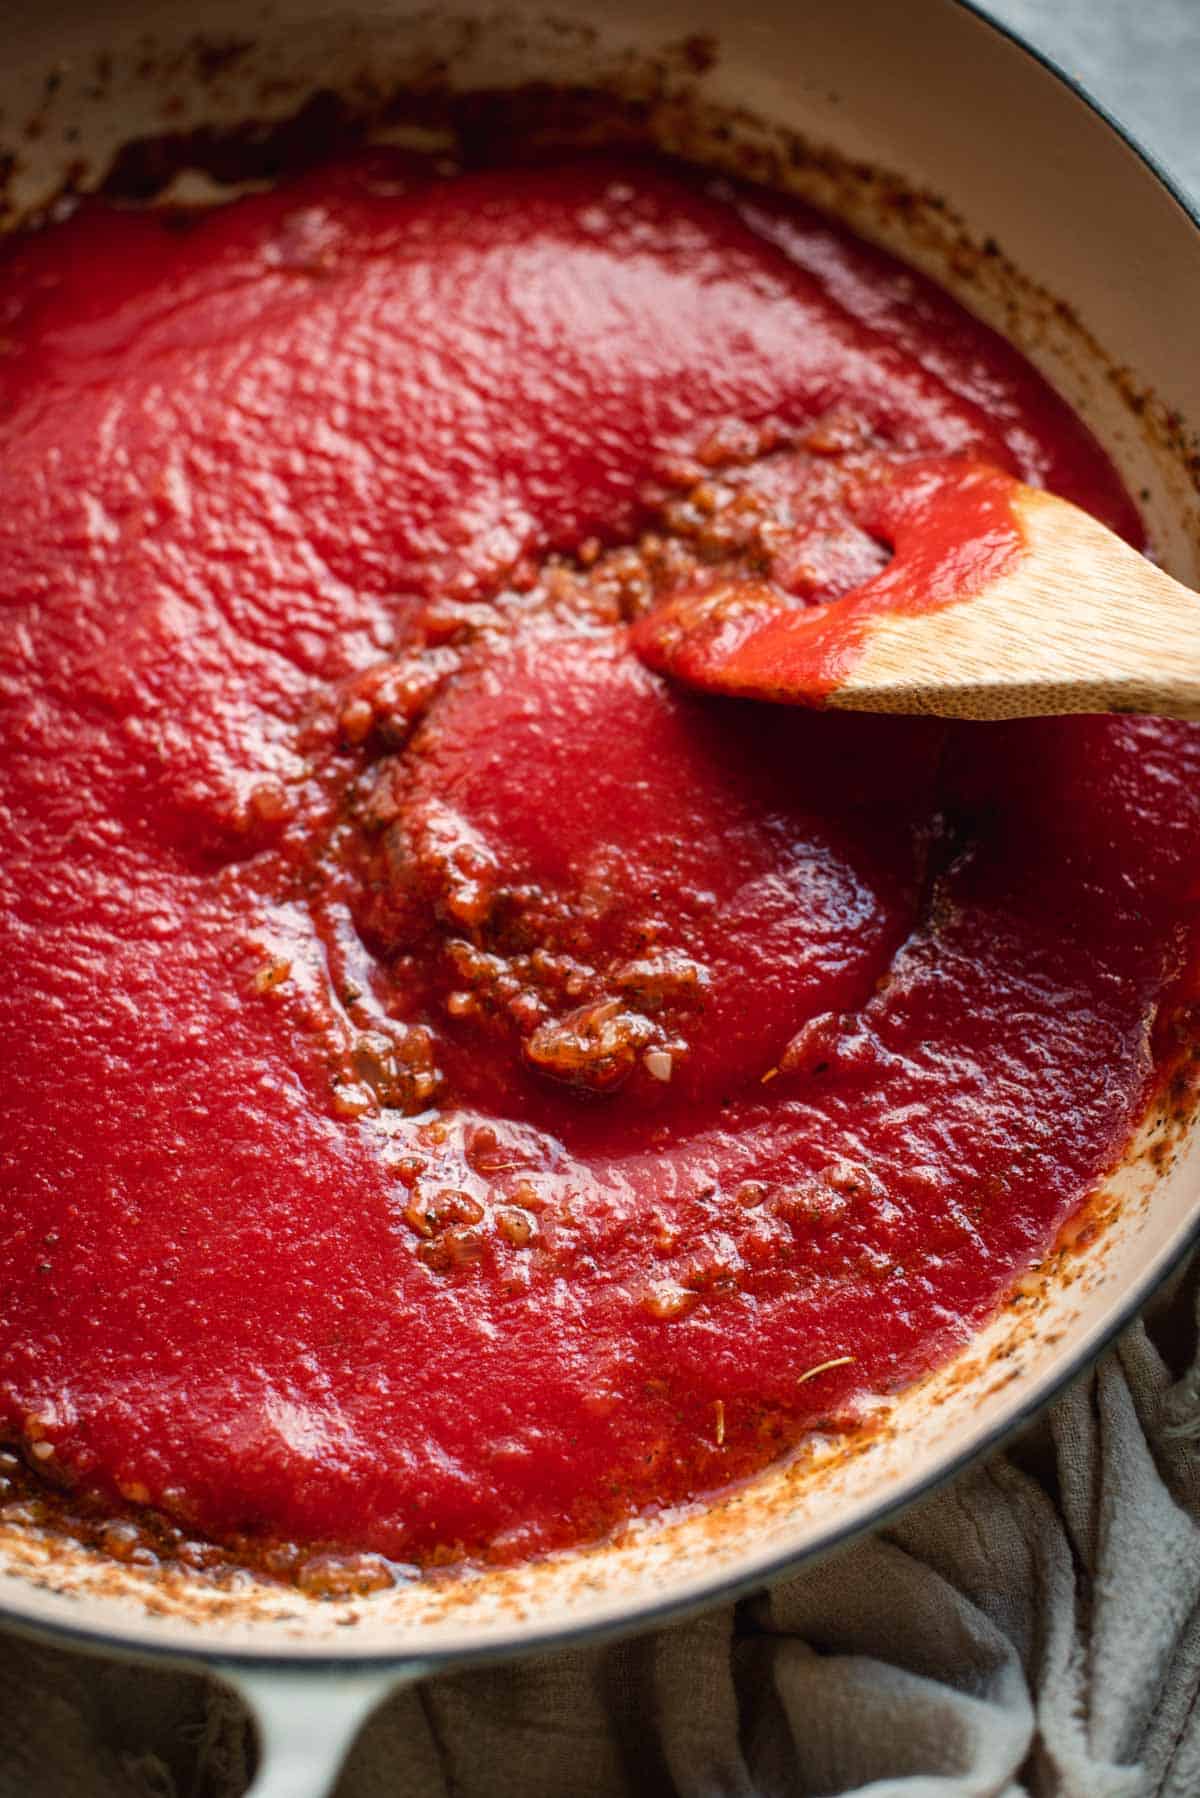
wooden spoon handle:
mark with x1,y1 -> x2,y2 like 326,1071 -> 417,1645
831,487 -> 1200,721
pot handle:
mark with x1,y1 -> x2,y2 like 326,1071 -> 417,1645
218,1659 -> 435,1798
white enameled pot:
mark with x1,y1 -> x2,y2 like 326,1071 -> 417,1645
2,4 -> 1199,1792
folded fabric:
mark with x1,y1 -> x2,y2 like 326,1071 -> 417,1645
2,1259 -> 1197,1798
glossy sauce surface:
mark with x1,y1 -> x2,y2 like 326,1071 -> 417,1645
1,151 -> 1197,1571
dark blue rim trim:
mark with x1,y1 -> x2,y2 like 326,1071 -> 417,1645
3,0 -> 1200,1683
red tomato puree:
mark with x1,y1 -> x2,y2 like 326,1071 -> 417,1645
1,150 -> 1198,1574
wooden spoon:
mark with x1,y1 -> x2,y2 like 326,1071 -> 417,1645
633,458 -> 1200,721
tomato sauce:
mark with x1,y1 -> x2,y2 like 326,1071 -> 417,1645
1,149 -> 1197,1574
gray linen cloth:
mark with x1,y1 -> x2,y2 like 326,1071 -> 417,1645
1,1262 -> 1198,1797
3,4 -> 1200,1794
